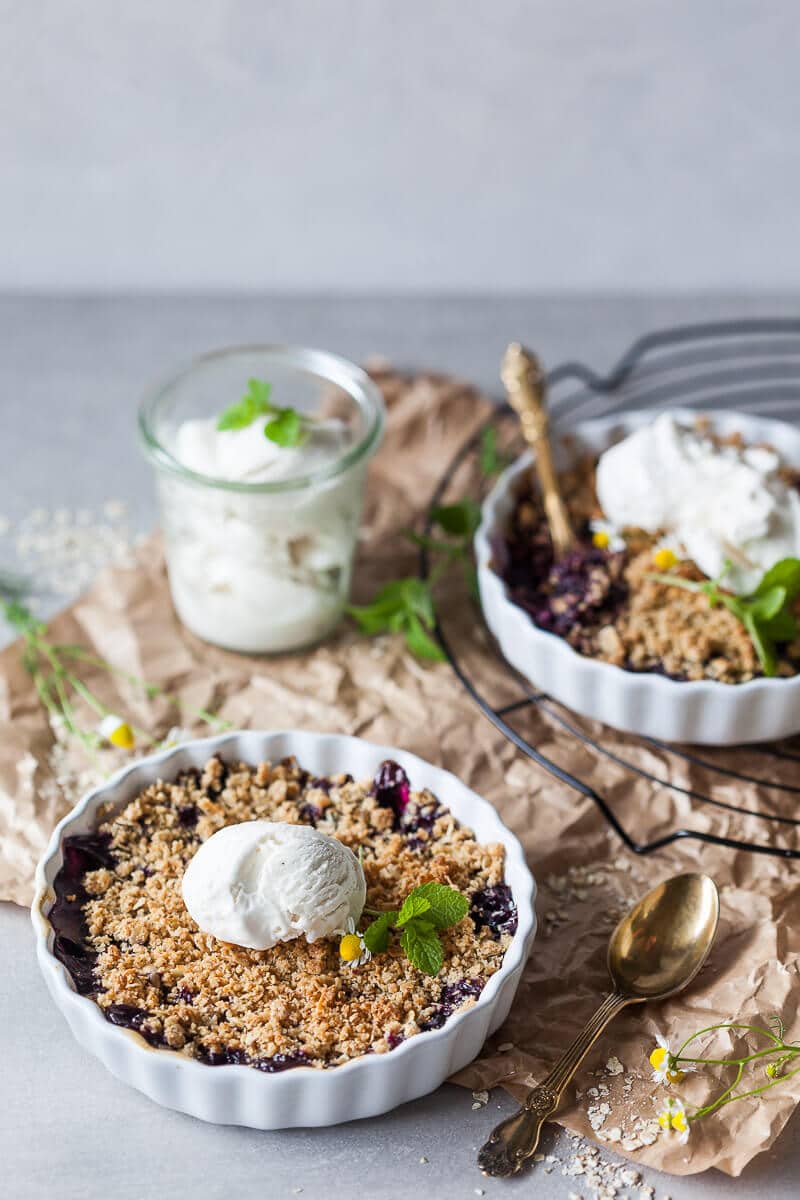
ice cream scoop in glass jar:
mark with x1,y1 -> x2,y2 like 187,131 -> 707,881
139,345 -> 384,653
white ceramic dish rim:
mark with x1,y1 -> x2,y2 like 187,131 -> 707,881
32,730 -> 536,1095
476,406 -> 800,708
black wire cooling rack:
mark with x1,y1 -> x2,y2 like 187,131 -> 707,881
419,319 -> 800,862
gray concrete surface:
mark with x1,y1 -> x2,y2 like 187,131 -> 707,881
5,2 -> 800,292
2,294 -> 800,1198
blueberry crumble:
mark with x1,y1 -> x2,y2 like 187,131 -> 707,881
494,430 -> 800,684
49,755 -> 517,1070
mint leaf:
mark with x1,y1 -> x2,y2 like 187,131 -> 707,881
408,882 -> 469,929
747,586 -> 786,623
396,893 -> 432,927
404,614 -> 445,661
431,500 -> 481,539
744,611 -> 778,677
264,407 -> 304,447
754,558 -> 800,601
217,378 -> 274,430
761,610 -> 800,643
400,922 -> 444,976
347,577 -> 444,663
362,911 -> 398,954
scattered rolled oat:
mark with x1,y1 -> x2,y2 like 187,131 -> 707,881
6,502 -> 136,599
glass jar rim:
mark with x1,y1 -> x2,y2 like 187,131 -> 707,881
138,343 -> 385,494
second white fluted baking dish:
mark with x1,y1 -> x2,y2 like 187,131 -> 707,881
476,408 -> 800,745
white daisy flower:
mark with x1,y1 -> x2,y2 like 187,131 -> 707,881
656,1094 -> 690,1144
649,1033 -> 693,1084
339,916 -> 372,968
589,518 -> 626,553
98,713 -> 135,749
651,535 -> 685,572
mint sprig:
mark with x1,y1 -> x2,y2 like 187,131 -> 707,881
216,378 -> 306,448
650,556 -> 800,677
361,882 -> 469,976
263,407 -> 303,447
217,378 -> 274,431
347,499 -> 484,661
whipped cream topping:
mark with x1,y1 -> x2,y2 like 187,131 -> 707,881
595,414 -> 800,594
161,411 -> 365,653
173,415 -> 349,483
182,821 -> 366,951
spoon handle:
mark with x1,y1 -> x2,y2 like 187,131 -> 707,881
500,342 -> 576,560
477,992 -> 630,1177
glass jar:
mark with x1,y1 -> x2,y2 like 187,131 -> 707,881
139,345 -> 384,653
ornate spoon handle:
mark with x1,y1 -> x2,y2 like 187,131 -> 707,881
477,992 -> 631,1177
500,342 -> 576,560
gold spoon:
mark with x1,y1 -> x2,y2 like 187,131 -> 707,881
500,342 -> 576,559
478,872 -> 720,1178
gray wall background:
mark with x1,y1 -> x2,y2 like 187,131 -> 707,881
4,1 -> 799,293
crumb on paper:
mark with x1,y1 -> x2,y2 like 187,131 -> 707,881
604,1055 -> 624,1076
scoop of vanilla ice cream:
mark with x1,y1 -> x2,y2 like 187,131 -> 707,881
182,821 -> 366,951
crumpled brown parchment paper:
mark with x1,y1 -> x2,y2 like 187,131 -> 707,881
3,365 -> 800,1177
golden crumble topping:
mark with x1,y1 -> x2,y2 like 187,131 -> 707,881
51,756 -> 516,1070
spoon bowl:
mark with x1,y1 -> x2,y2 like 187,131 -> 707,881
608,872 -> 720,1000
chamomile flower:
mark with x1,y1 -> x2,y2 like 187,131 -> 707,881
649,1034 -> 690,1084
656,1095 -> 690,1144
98,713 -> 135,749
652,536 -> 685,572
589,519 -> 626,553
339,917 -> 372,968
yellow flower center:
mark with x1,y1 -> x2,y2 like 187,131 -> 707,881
592,530 -> 610,549
671,1112 -> 688,1133
658,1111 -> 671,1130
653,547 -> 678,571
667,1068 -> 686,1084
650,1047 -> 669,1071
109,722 -> 135,749
339,933 -> 362,962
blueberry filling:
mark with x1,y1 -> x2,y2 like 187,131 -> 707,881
254,1051 -> 308,1073
372,760 -> 410,819
421,977 -> 484,1030
194,1046 -> 306,1070
470,884 -> 518,938
50,832 -> 114,995
399,800 -> 445,848
104,1003 -> 165,1047
177,804 -> 198,828
494,496 -> 628,656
